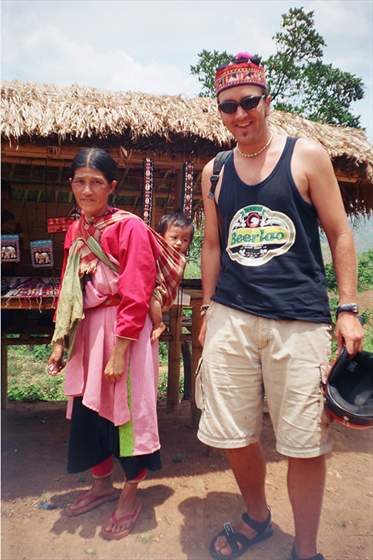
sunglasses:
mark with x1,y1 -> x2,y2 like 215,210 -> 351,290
218,94 -> 267,114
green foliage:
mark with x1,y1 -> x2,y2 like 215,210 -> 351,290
190,49 -> 232,97
30,344 -> 52,361
184,225 -> 203,279
324,262 -> 337,291
363,325 -> 373,352
268,7 -> 365,127
159,341 -> 168,365
190,7 -> 364,127
157,369 -> 184,400
357,249 -> 373,291
300,62 -> 364,127
188,225 -> 203,264
7,345 -> 66,401
8,384 -> 44,401
266,7 -> 325,100
325,249 -> 373,292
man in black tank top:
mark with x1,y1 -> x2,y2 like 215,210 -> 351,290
197,52 -> 364,560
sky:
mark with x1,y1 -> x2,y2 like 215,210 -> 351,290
1,0 -> 373,139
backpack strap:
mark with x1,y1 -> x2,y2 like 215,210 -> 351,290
207,150 -> 232,252
208,150 -> 232,200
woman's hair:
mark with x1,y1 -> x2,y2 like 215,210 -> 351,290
156,211 -> 194,238
70,148 -> 118,183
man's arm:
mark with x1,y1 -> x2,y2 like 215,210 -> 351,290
295,139 -> 364,355
199,159 -> 222,346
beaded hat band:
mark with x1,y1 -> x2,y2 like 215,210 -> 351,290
215,52 -> 267,96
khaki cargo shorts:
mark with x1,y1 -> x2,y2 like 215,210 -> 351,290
196,302 -> 332,458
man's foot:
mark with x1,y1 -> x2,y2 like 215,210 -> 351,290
209,511 -> 273,559
65,488 -> 119,517
100,500 -> 143,540
290,546 -> 325,560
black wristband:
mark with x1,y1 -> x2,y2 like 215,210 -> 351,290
336,303 -> 359,318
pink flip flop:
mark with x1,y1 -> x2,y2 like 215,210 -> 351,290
101,501 -> 143,540
65,489 -> 119,517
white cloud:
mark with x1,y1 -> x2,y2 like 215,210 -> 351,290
2,23 -> 198,95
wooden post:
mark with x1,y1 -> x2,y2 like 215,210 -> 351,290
1,342 -> 8,409
181,341 -> 192,400
166,305 -> 182,413
191,302 -> 203,428
175,168 -> 183,210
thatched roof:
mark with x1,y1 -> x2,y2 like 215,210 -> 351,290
2,80 -> 373,185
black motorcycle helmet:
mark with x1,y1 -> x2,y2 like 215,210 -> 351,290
325,348 -> 373,429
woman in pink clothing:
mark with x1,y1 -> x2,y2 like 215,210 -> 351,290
47,148 -> 171,540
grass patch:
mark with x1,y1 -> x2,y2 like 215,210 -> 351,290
7,343 -> 181,402
8,345 -> 65,401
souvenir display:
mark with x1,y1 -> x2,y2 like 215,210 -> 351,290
30,239 -> 54,268
143,158 -> 154,226
1,234 -> 20,263
47,216 -> 75,233
182,162 -> 194,219
2,276 -> 60,308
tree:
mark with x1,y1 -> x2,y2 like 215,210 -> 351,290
190,49 -> 232,98
190,7 -> 364,127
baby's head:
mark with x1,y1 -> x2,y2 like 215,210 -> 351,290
156,212 -> 194,255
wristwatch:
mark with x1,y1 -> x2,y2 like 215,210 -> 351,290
336,303 -> 359,318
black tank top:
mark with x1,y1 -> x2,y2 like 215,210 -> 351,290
213,137 -> 331,323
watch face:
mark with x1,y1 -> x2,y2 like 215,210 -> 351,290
338,304 -> 358,314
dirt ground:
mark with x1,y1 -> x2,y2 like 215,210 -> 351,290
1,399 -> 372,560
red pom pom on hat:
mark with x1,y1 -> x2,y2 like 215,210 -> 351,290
234,52 -> 253,60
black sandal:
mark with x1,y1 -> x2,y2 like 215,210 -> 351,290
290,546 -> 325,560
209,510 -> 273,560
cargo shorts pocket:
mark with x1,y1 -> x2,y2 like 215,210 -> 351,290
319,362 -> 332,429
194,358 -> 205,411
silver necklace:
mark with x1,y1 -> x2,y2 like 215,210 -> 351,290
237,135 -> 273,158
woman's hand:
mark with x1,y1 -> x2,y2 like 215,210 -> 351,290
104,337 -> 131,384
151,321 -> 166,343
47,340 -> 65,376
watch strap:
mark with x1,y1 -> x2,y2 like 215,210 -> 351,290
336,303 -> 359,318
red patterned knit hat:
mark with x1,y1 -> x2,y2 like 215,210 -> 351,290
214,52 -> 267,96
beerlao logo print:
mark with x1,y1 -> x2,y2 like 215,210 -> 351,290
227,205 -> 296,266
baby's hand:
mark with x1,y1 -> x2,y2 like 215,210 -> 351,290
151,321 -> 166,343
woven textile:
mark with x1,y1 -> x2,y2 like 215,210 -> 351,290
215,53 -> 267,95
143,158 -> 154,226
53,209 -> 186,345
182,162 -> 194,219
151,229 -> 186,309
71,209 -> 133,276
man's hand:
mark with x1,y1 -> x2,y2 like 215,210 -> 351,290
335,313 -> 364,356
47,341 -> 65,376
198,316 -> 208,347
104,337 -> 131,384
